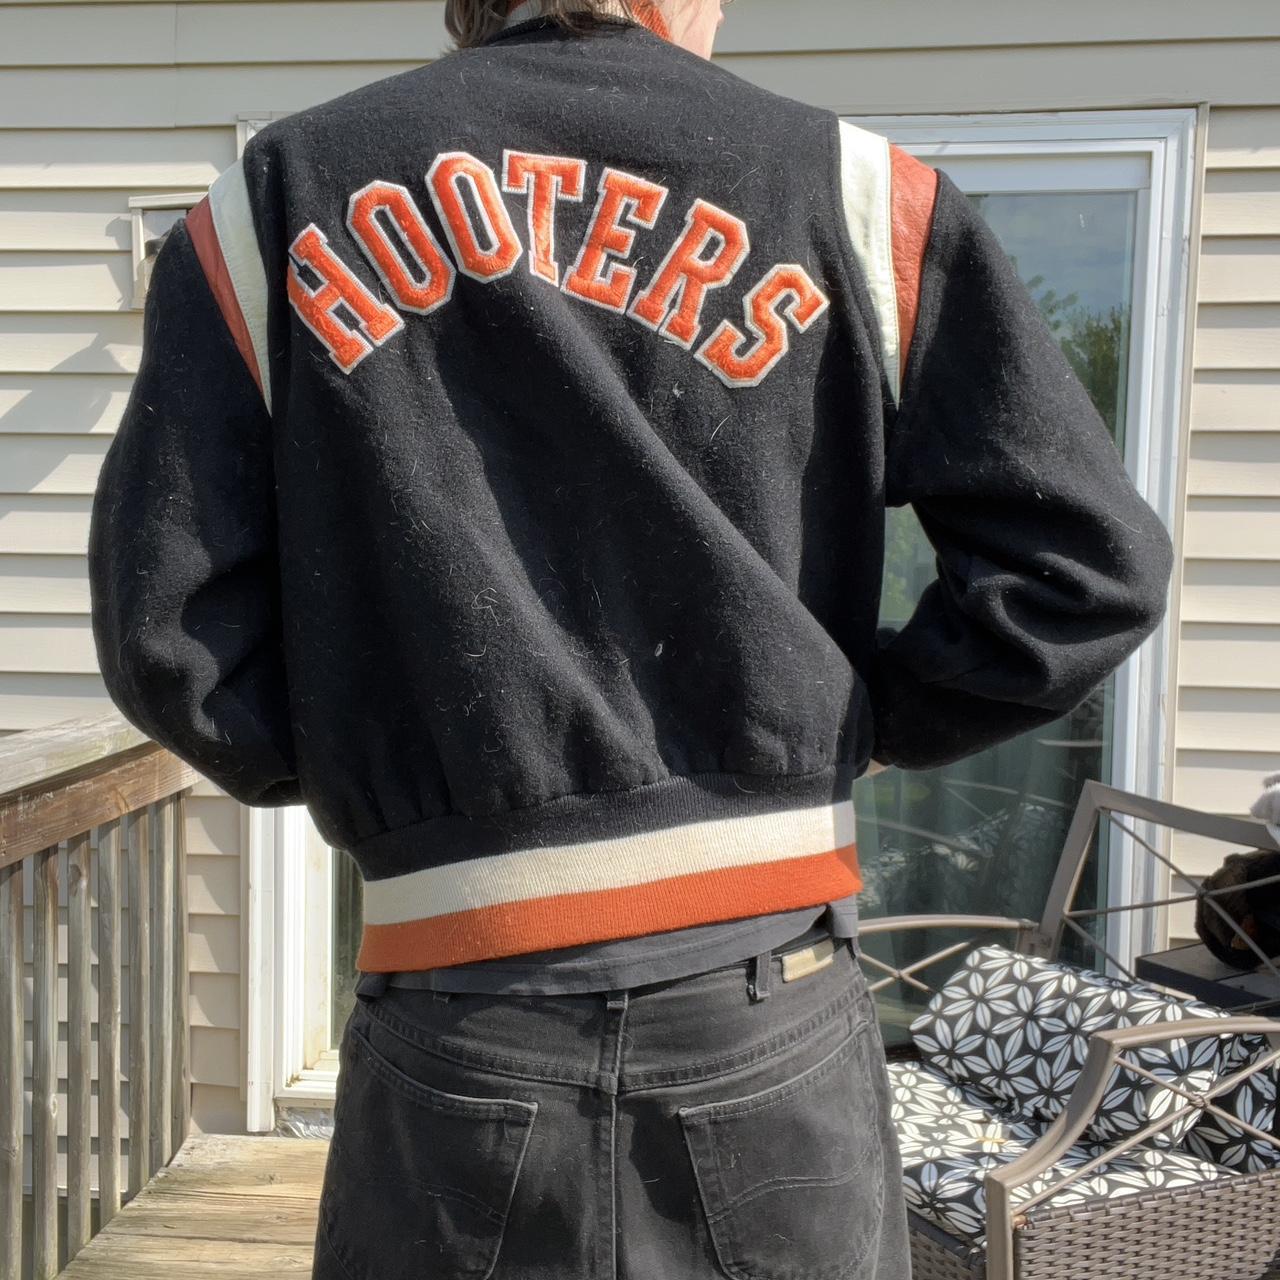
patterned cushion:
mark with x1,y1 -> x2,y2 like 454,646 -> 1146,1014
1181,1032 -> 1280,1173
908,944 -> 1241,1147
888,1060 -> 1230,1248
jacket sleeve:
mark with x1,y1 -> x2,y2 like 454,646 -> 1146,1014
87,211 -> 302,807
867,167 -> 1175,772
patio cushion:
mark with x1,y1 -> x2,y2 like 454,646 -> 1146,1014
908,944 -> 1241,1146
1181,1031 -> 1280,1173
887,1059 -> 1230,1248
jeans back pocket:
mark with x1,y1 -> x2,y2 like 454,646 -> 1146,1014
678,1016 -> 884,1280
319,1018 -> 537,1280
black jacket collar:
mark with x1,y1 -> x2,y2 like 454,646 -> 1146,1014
477,11 -> 654,48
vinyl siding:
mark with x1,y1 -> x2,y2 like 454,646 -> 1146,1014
1,114 -> 245,1136
1168,105 -> 1280,942
2,0 -> 1278,1136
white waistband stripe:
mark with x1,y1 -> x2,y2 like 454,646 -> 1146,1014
362,797 -> 858,926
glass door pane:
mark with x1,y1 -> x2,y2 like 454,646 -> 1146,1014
856,184 -> 1142,1043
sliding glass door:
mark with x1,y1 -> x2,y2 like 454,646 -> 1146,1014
847,118 -> 1187,1039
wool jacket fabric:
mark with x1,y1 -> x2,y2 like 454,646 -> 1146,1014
87,10 -> 1175,974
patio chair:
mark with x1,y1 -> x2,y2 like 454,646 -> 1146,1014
856,780 -> 1280,1280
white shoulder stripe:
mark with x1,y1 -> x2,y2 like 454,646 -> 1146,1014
836,120 -> 900,406
207,157 -> 274,414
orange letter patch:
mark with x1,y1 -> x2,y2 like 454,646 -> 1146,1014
503,151 -> 587,287
629,199 -> 749,348
427,151 -> 523,282
287,224 -> 404,373
347,181 -> 455,315
696,265 -> 830,388
563,168 -> 668,313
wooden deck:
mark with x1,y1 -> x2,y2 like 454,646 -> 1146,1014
58,1134 -> 329,1279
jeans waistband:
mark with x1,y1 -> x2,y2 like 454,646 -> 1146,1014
355,920 -> 848,1002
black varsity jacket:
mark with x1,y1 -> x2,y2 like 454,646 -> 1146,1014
87,11 -> 1175,971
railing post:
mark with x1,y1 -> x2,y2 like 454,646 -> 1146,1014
67,829 -> 94,1261
127,805 -> 151,1200
98,816 -> 124,1229
0,858 -> 23,1280
151,796 -> 175,1172
171,790 -> 192,1153
32,845 -> 60,1280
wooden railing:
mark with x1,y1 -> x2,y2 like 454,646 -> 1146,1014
0,712 -> 201,1280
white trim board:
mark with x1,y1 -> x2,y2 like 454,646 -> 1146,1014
243,803 -> 334,1129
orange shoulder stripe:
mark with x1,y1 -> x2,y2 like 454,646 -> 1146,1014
185,196 -> 267,400
630,1 -> 671,39
888,145 -> 939,388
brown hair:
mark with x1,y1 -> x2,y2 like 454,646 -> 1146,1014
445,0 -> 638,49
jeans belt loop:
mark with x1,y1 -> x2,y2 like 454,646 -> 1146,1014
747,948 -> 773,1002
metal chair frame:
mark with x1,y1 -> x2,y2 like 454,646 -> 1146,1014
857,781 -> 1280,1280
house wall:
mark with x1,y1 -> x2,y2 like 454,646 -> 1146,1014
2,0 -> 1277,1137
1167,105 -> 1280,937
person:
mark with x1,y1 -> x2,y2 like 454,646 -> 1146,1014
86,0 -> 1175,1275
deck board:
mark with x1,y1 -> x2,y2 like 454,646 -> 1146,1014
58,1133 -> 329,1278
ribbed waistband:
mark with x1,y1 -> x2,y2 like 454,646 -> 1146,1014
349,763 -> 861,878
350,765 -> 863,972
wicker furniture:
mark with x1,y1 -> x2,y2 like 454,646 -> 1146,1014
857,782 -> 1280,1280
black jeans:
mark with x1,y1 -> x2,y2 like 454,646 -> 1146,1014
312,933 -> 912,1279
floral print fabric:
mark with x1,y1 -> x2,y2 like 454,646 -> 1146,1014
907,944 -> 1242,1146
886,1060 -> 1231,1247
887,944 -> 1280,1246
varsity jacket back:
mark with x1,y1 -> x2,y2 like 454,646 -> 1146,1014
87,13 -> 1175,973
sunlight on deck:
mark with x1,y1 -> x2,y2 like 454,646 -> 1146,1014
58,1134 -> 328,1279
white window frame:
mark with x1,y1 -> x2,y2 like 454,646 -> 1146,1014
246,107 -> 1199,1124
128,117 -> 287,316
127,192 -> 207,307
244,805 -> 336,1130
237,111 -> 291,152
